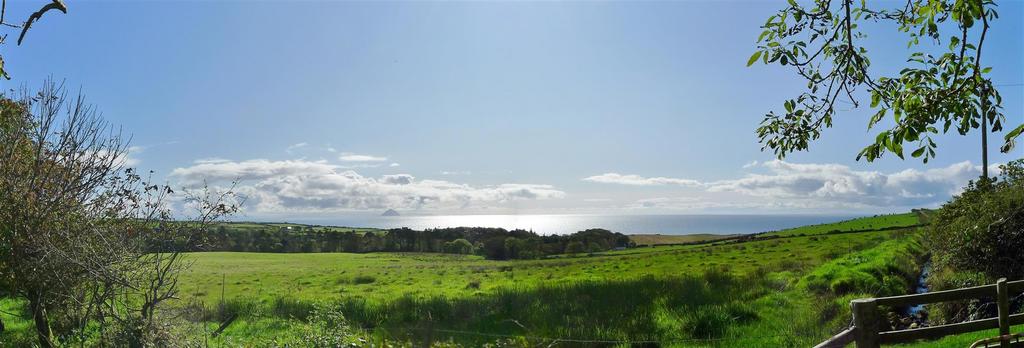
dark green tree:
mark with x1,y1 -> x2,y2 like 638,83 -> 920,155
443,238 -> 474,254
564,241 -> 586,254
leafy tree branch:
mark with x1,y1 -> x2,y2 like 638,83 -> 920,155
750,0 -> 1019,164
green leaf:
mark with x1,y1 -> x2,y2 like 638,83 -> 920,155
868,109 -> 886,128
911,147 -> 925,158
875,131 -> 890,145
747,51 -> 763,67
1007,123 -> 1024,139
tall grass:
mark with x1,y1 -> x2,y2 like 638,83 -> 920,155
196,268 -> 783,345
799,231 -> 924,297
193,236 -> 930,346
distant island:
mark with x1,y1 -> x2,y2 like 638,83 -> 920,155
381,209 -> 400,216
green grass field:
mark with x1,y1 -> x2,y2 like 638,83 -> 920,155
166,215 -> 921,346
178,229 -> 893,306
628,233 -> 739,246
762,212 -> 923,237
3,212 -> 980,347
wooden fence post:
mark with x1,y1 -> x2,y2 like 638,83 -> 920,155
997,278 -> 1010,348
852,298 -> 881,348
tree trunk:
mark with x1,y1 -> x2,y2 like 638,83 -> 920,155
28,293 -> 54,348
981,85 -> 990,179
982,111 -> 989,178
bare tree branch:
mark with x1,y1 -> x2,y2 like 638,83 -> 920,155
16,0 -> 66,45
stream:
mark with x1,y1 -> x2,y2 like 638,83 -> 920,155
892,260 -> 931,330
908,261 -> 931,315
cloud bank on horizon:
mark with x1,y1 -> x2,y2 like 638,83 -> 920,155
168,155 -> 997,217
170,158 -> 565,214
587,160 -> 996,211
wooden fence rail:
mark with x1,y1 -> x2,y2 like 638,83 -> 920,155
815,278 -> 1024,348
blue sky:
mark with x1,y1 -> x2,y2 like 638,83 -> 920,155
3,1 -> 1022,218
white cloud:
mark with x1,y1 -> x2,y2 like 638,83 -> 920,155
630,196 -> 700,209
389,162 -> 401,167
169,159 -> 565,213
339,163 -> 384,169
586,160 -> 996,211
87,146 -> 142,167
381,174 -> 415,185
707,160 -> 992,207
170,159 -> 337,184
441,170 -> 472,175
123,146 -> 144,167
193,157 -> 230,165
339,153 -> 388,162
582,173 -> 703,186
627,197 -> 876,211
285,142 -> 308,154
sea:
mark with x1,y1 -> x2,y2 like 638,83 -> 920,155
291,214 -> 864,236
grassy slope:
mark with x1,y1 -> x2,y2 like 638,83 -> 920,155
801,235 -> 924,297
0,213 -> 931,346
176,218 -> 920,346
763,212 -> 921,237
178,230 -> 892,305
0,299 -> 32,347
628,233 -> 739,246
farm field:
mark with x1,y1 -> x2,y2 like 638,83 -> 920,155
761,212 -> 923,237
180,229 -> 889,305
166,213 -> 925,346
0,212 -> 953,347
628,233 -> 739,246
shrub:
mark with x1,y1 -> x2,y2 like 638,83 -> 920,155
925,160 -> 1024,323
272,297 -> 316,320
283,303 -> 364,348
352,275 -> 376,285
927,159 -> 1024,281
443,238 -> 474,255
679,303 -> 757,339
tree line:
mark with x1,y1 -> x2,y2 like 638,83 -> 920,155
184,225 -> 635,260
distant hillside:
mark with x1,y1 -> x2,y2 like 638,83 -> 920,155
760,211 -> 926,237
629,233 -> 739,246
382,209 -> 400,216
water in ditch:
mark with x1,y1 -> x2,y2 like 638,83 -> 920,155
908,261 -> 932,316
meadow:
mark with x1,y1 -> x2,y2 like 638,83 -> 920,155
759,212 -> 923,237
177,227 -> 900,305
1,211 -> 965,347
628,233 -> 739,246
